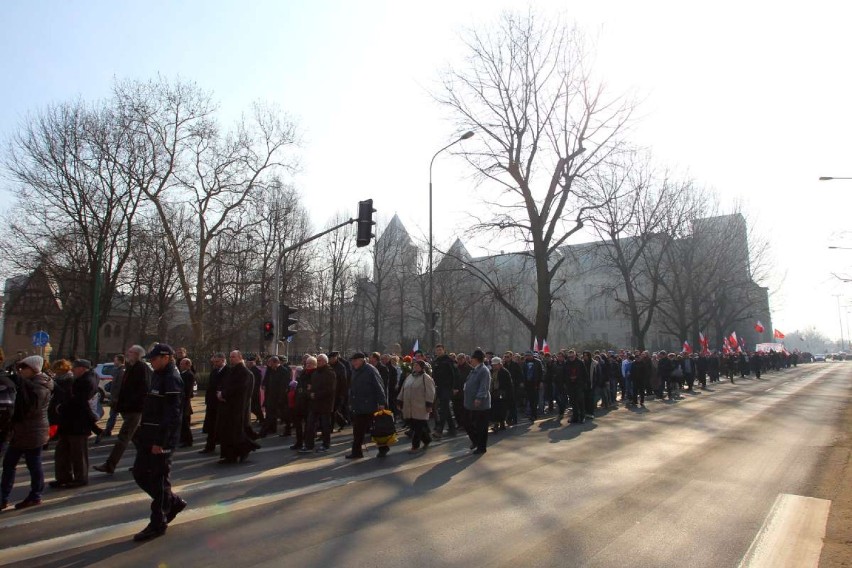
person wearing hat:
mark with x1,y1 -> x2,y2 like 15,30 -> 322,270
131,343 -> 186,542
345,353 -> 386,459
1,355 -> 53,510
464,349 -> 492,454
51,359 -> 98,489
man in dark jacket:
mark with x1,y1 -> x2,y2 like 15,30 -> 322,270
369,352 -> 392,406
52,359 -> 98,488
200,353 -> 226,454
432,345 -> 459,438
345,353 -> 386,459
178,358 -> 196,447
246,355 -> 264,424
302,354 -> 336,453
260,356 -> 287,437
329,352 -> 350,431
522,352 -> 543,422
131,343 -> 186,542
95,345 -> 150,474
564,350 -> 587,423
216,351 -> 260,464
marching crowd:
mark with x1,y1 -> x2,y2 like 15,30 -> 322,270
0,341 -> 800,541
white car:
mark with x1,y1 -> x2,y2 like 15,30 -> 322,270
813,354 -> 826,362
94,363 -> 116,401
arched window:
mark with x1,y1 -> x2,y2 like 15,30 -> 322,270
103,324 -> 112,338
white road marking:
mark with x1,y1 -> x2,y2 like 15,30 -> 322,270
739,493 -> 831,568
0,447 -> 473,565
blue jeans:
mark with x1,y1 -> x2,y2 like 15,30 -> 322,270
1,446 -> 44,502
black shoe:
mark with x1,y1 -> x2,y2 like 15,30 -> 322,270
472,448 -> 487,455
218,457 -> 237,464
289,444 -> 303,451
345,453 -> 364,459
49,480 -> 69,488
377,446 -> 390,458
133,523 -> 166,542
166,498 -> 187,523
93,464 -> 114,474
298,447 -> 313,454
470,443 -> 476,449
65,480 -> 88,488
14,498 -> 41,510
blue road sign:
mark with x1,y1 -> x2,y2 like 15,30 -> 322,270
286,335 -> 293,343
32,330 -> 49,347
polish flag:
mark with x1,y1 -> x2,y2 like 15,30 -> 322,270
542,339 -> 550,354
729,331 -> 738,347
533,337 -> 540,352
754,321 -> 765,333
682,341 -> 692,354
774,329 -> 786,339
410,339 -> 419,356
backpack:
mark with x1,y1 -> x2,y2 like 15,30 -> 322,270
0,376 -> 16,432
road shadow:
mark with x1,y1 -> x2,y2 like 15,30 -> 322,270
9,537 -> 140,568
627,405 -> 650,414
546,420 -> 597,444
412,453 -> 481,492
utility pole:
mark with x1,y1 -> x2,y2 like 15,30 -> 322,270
833,294 -> 845,351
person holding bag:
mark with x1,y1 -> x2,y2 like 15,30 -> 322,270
397,360 -> 435,454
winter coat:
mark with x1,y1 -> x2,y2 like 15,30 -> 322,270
216,363 -> 253,445
134,362 -> 183,450
203,364 -> 227,433
58,370 -> 98,436
464,363 -> 491,411
349,363 -> 386,415
9,373 -> 53,450
293,368 -> 313,415
431,355 -> 459,397
263,366 -> 289,412
397,372 -> 435,420
115,360 -> 150,414
309,365 -> 337,414
180,370 -> 196,415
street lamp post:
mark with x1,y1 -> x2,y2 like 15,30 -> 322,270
428,131 -> 474,353
819,177 -> 852,181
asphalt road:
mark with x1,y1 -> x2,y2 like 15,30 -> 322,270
1,362 -> 848,567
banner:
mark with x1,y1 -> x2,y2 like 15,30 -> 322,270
755,342 -> 785,353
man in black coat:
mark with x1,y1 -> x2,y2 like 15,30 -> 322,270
521,352 -> 543,422
200,353 -> 226,454
178,358 -> 196,447
564,350 -> 587,423
432,344 -> 459,438
52,359 -> 98,488
369,352 -> 392,406
131,343 -> 186,542
215,351 -> 259,464
345,353 -> 386,459
329,352 -> 349,431
95,345 -> 151,474
246,355 -> 264,424
260,356 -> 287,437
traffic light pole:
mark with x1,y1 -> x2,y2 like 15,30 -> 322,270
273,217 -> 356,355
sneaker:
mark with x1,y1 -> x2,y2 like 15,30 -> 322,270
166,498 -> 187,523
15,498 -> 42,510
133,523 -> 167,542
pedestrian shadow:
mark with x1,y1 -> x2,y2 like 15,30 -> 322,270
536,417 -> 564,431
546,420 -> 597,444
15,537 -> 140,568
412,453 -> 481,492
627,405 -> 650,414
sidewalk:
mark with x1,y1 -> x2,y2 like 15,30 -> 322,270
818,397 -> 852,567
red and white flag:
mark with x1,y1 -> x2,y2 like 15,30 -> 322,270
533,337 -> 540,352
682,341 -> 692,354
754,321 -> 765,333
729,331 -> 738,347
542,339 -> 550,354
774,329 -> 786,339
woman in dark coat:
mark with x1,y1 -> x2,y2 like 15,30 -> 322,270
1,356 -> 53,510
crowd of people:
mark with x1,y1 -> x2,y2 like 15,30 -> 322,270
0,341 -> 802,541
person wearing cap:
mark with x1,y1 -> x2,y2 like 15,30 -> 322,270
51,359 -> 98,489
1,355 -> 53,510
131,343 -> 186,542
94,345 -> 150,474
345,353 -> 386,459
464,350 -> 491,454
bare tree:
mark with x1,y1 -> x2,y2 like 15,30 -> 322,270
586,153 -> 694,349
114,77 -> 300,352
436,11 -> 635,342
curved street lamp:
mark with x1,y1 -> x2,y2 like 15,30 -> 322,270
428,131 -> 474,351
819,176 -> 852,181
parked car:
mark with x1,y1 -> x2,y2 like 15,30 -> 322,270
813,354 -> 827,362
94,362 -> 116,403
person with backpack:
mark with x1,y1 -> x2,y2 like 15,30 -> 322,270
1,355 -> 53,511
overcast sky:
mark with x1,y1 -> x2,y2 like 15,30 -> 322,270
1,0 -> 851,344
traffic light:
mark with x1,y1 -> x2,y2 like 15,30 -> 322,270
263,320 -> 274,341
280,304 -> 299,340
356,199 -> 376,247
